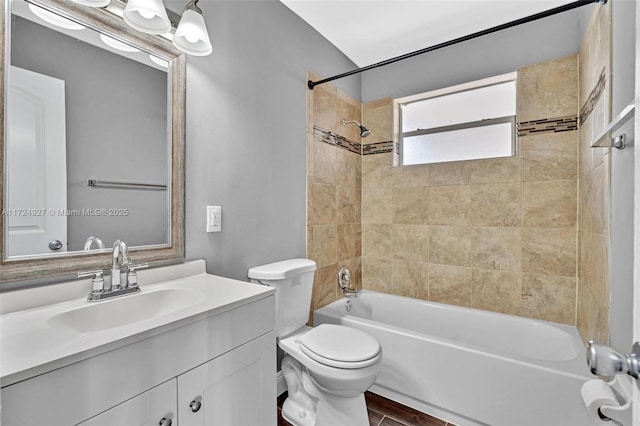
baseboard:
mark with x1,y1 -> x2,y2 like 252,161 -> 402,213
277,370 -> 287,396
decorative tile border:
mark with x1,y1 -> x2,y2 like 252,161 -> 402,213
517,115 -> 578,136
313,126 -> 361,155
312,126 -> 400,157
579,68 -> 606,125
362,141 -> 397,156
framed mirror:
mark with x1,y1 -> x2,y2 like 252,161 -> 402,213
0,0 -> 185,282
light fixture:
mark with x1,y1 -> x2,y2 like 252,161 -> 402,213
123,0 -> 171,35
99,34 -> 141,52
28,4 -> 86,30
69,0 -> 212,57
173,0 -> 212,56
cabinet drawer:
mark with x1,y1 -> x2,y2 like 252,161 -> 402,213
78,379 -> 177,426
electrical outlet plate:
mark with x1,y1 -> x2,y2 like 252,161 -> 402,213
206,206 -> 221,232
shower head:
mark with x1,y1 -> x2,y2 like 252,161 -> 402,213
341,119 -> 371,138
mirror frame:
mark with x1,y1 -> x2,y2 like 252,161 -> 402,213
0,0 -> 185,282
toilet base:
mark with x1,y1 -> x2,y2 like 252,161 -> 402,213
281,355 -> 370,426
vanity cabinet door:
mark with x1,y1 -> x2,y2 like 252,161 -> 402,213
177,332 -> 276,426
77,379 -> 177,426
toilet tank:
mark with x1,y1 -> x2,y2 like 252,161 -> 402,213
248,259 -> 317,338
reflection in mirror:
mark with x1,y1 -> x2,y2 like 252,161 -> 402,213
6,0 -> 170,258
1,0 -> 185,282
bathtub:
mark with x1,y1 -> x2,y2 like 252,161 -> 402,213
314,291 -> 597,426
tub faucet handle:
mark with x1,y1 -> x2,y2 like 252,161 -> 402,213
338,266 -> 358,297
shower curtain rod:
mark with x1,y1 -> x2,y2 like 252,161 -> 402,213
307,0 -> 606,90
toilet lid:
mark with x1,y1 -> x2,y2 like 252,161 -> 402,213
299,324 -> 381,369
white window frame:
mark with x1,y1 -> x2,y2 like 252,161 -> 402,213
396,72 -> 518,166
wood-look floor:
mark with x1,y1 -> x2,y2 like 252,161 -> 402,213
277,391 -> 456,426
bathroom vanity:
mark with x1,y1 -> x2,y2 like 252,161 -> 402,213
0,260 -> 276,426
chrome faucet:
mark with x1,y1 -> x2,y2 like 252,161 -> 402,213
83,235 -> 105,251
110,239 -> 130,290
78,239 -> 148,301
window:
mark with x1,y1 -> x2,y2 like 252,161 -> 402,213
398,72 -> 517,166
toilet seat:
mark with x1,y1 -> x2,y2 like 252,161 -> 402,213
298,324 -> 381,369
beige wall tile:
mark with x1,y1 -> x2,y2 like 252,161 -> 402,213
429,264 -> 472,307
311,264 -> 339,314
393,163 -> 430,188
579,116 -> 594,175
362,257 -> 393,293
313,84 -> 337,132
521,131 -> 578,181
427,161 -> 472,186
393,186 -> 429,224
523,180 -> 577,228
308,179 -> 336,225
392,225 -> 429,263
338,223 -> 361,260
577,286 -> 609,344
522,228 -> 577,277
306,133 -> 314,178
309,225 -> 337,268
589,161 -> 610,234
470,183 -> 521,227
521,273 -> 576,324
428,225 -> 472,267
337,184 -> 359,224
471,227 -> 522,271
362,224 -> 393,259
362,152 -> 392,191
471,269 -> 522,315
336,148 -> 359,188
470,157 -> 521,184
427,185 -> 471,226
392,260 -> 429,299
312,140 -> 337,184
517,55 -> 578,122
576,1 -> 611,345
362,98 -> 393,143
362,184 -> 393,224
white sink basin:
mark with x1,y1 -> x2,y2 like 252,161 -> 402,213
47,288 -> 205,333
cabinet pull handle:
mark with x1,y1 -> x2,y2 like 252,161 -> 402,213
158,417 -> 172,426
190,399 -> 202,413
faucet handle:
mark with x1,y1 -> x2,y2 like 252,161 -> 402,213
126,263 -> 148,288
77,269 -> 105,294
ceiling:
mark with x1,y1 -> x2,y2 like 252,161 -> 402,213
279,0 -> 579,67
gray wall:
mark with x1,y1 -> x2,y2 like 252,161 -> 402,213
11,16 -> 168,252
609,0 -> 636,353
361,7 -> 593,102
166,0 -> 360,281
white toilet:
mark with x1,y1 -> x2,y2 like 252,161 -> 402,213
248,258 -> 382,426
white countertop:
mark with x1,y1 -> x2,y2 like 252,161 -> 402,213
0,260 -> 274,386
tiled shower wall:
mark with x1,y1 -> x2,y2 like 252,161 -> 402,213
360,56 -> 579,324
576,3 -> 611,343
307,56 -> 582,325
306,72 -> 363,315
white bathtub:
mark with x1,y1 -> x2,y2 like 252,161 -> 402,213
314,291 -> 597,426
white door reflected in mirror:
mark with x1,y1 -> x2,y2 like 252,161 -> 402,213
6,65 -> 67,257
